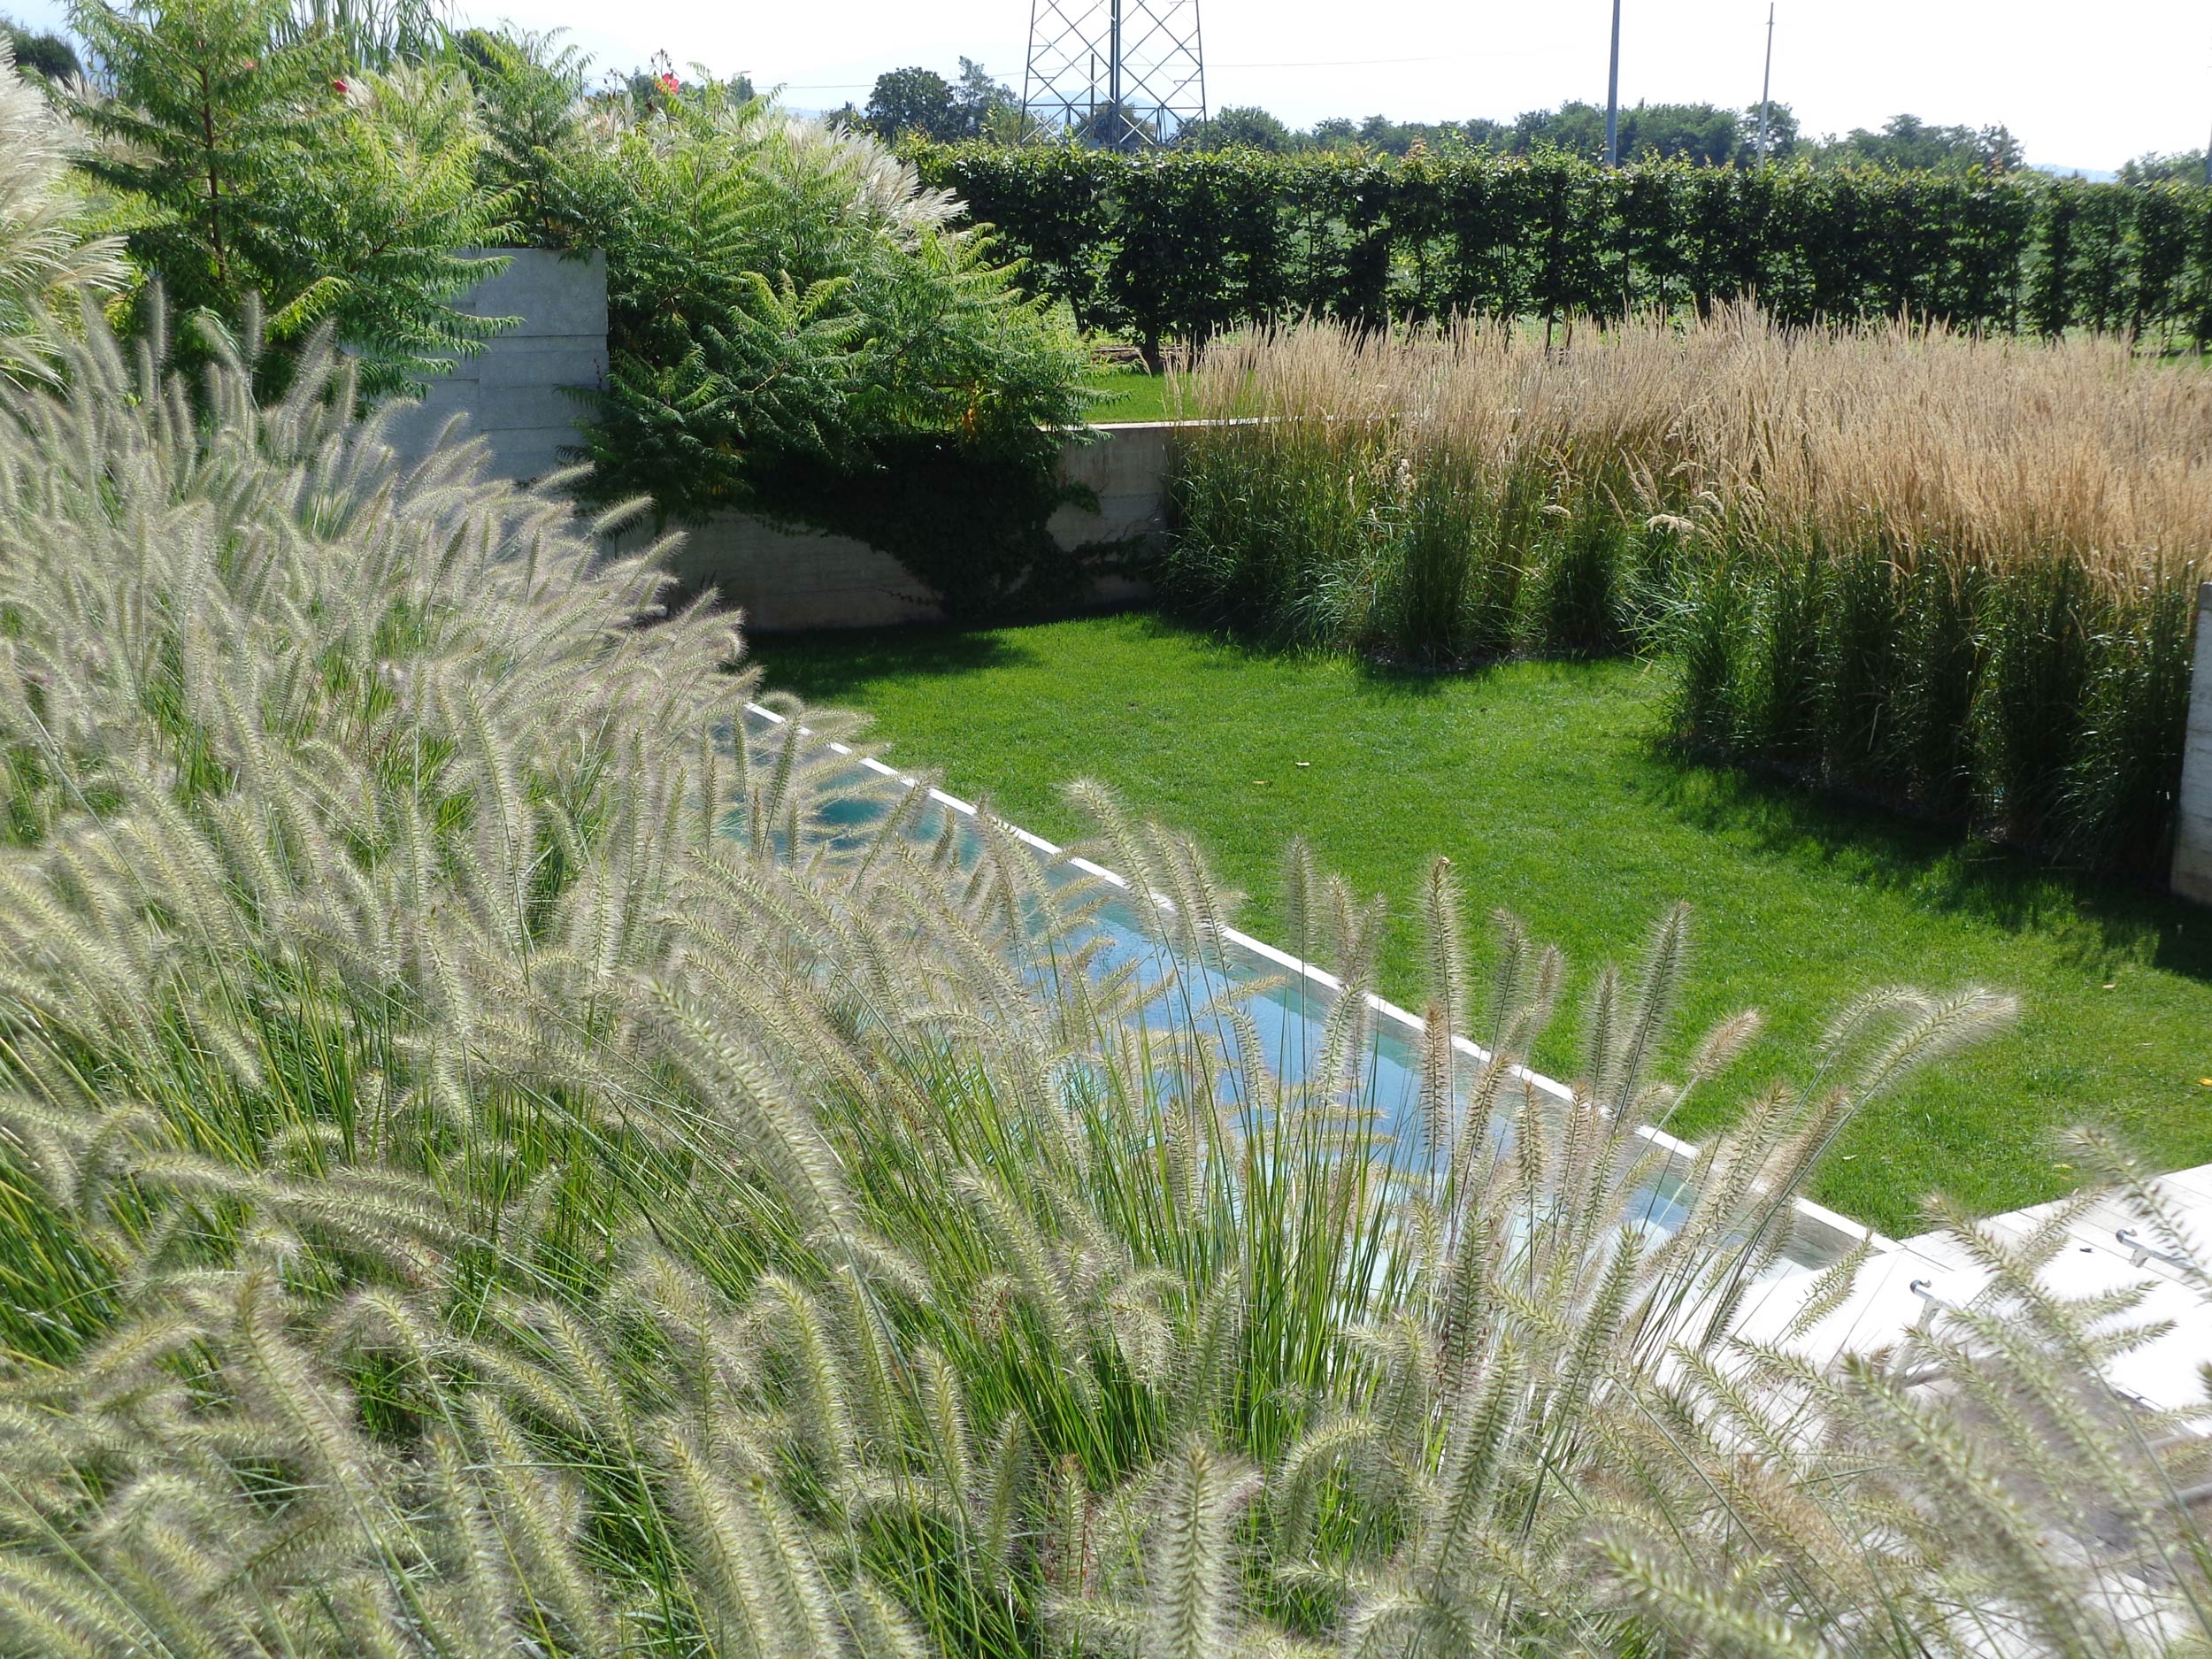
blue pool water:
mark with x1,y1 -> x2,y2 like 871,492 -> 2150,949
755,706 -> 1847,1271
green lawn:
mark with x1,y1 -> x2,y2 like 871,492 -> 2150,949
1080,365 -> 1177,423
750,612 -> 2212,1237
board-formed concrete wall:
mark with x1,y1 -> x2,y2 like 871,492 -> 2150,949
384,250 -> 607,482
659,422 -> 1176,632
2170,585 -> 2212,902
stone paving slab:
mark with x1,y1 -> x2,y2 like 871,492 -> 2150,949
1754,1163 -> 2212,1417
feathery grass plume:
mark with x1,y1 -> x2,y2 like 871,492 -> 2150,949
0,304 -> 2206,1659
1168,308 -> 2209,871
0,43 -> 129,385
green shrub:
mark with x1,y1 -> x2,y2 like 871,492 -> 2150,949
1973,552 -> 2101,843
1730,549 -> 1828,761
913,142 -> 2212,350
542,81 -> 1093,617
2059,574 -> 2196,866
1887,556 -> 1982,816
1530,499 -> 1632,657
1161,415 -> 1393,648
1815,541 -> 1901,787
1667,552 -> 1750,747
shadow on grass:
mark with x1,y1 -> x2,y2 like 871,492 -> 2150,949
747,626 -> 1041,703
755,608 -> 2212,984
1112,608 -> 1477,699
1634,748 -> 2212,980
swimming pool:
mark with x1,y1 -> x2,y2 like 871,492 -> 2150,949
746,701 -> 1874,1274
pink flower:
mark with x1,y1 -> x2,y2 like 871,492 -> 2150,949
331,77 -> 349,94
656,72 -> 679,94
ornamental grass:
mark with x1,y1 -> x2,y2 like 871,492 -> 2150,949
0,309 -> 2202,1659
1166,307 -> 2212,868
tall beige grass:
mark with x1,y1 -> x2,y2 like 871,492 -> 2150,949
1166,309 -> 2208,865
0,44 -> 129,383
1179,306 -> 2212,587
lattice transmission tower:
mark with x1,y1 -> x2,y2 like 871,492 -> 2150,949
1021,0 -> 1206,150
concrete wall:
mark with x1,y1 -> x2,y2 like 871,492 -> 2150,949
388,250 -> 1179,631
663,422 -> 1178,632
384,250 -> 607,482
2171,585 -> 2212,902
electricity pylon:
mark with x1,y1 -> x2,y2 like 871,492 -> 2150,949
1021,0 -> 1206,150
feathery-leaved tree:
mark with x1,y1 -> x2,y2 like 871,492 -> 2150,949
0,309 -> 2203,1659
454,24 -> 588,245
63,0 -> 511,392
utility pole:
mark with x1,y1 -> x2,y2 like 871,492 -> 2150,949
1755,3 -> 1775,159
1604,0 -> 1622,165
1108,0 -> 1124,148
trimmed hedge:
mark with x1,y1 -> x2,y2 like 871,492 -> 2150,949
909,145 -> 2212,355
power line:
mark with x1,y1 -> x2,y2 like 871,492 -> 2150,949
1212,55 -> 1448,68
772,53 -> 1458,96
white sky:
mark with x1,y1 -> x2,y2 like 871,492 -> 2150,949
13,0 -> 2209,171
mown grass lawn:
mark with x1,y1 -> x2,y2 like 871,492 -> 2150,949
1079,365 -> 1176,423
752,612 -> 2212,1237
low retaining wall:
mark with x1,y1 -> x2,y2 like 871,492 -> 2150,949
381,254 -> 1178,633
384,250 -> 607,482
2171,585 -> 2212,902
661,421 -> 1177,632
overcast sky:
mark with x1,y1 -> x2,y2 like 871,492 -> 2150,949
12,0 -> 2208,171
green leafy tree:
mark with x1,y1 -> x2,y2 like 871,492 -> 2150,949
0,9 -> 81,78
866,64 -> 957,140
1512,101 -> 1601,155
1181,104 -> 1294,152
1815,112 -> 2024,173
1740,98 -> 1800,159
1501,101 -> 1747,163
1618,101 -> 1743,164
453,25 -> 585,242
64,0 -> 512,392
952,55 -> 1017,142
2120,148 -> 2208,187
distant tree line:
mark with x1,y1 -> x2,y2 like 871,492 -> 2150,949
851,64 -> 2046,177
2123,149 -> 2210,187
1175,105 -> 2032,175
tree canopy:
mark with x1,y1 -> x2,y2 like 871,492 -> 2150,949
0,9 -> 80,78
864,58 -> 1017,142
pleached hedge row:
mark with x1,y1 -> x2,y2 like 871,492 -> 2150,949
908,143 -> 2212,356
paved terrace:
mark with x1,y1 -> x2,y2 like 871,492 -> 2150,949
1742,1164 -> 2212,1416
